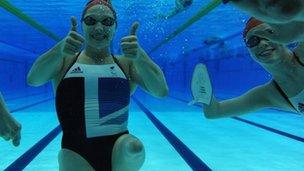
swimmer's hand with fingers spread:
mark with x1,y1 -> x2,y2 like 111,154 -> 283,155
223,0 -> 304,44
227,0 -> 304,24
0,113 -> 21,147
0,93 -> 21,147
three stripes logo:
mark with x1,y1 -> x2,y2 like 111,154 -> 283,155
298,103 -> 304,113
71,67 -> 83,74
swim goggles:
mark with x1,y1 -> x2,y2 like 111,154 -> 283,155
82,16 -> 116,27
246,35 -> 269,48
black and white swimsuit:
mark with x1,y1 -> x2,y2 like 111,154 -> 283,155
273,53 -> 304,114
55,56 -> 130,170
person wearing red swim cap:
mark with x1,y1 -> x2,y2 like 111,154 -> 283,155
0,92 -> 21,147
190,17 -> 304,119
27,0 -> 168,170
223,0 -> 304,44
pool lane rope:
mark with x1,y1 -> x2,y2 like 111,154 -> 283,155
0,0 -> 60,41
148,0 -> 222,54
1,0 -> 222,54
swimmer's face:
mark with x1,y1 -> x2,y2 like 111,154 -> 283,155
82,5 -> 116,49
246,24 -> 284,65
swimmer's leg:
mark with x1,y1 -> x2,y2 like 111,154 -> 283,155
58,149 -> 95,171
112,134 -> 145,171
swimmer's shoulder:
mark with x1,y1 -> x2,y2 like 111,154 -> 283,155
265,81 -> 297,111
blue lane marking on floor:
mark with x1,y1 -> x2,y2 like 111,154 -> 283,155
5,91 -> 50,102
11,97 -> 54,113
5,125 -> 62,171
170,96 -> 304,143
133,97 -> 212,171
232,117 -> 304,142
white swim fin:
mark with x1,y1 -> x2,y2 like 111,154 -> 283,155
188,63 -> 212,106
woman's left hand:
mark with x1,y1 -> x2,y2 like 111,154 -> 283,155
120,22 -> 141,60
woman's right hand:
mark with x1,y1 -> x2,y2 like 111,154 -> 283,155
0,113 -> 21,146
60,16 -> 85,58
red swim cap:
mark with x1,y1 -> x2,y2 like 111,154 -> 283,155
82,0 -> 116,20
243,17 -> 264,39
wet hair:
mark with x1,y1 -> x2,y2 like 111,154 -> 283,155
81,0 -> 117,21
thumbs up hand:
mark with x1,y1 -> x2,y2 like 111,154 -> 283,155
120,22 -> 141,60
61,16 -> 85,57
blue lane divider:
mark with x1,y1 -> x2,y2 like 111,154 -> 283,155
11,97 -> 54,113
133,97 -> 212,171
5,91 -> 51,102
232,117 -> 304,142
5,125 -> 62,171
170,96 -> 304,143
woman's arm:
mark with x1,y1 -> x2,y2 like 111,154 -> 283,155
0,92 -> 21,146
27,17 -> 84,87
129,48 -> 169,98
120,22 -> 169,98
203,84 -> 273,119
0,92 -> 9,118
27,42 -> 64,86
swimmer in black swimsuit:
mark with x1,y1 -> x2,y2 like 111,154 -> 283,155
0,92 -> 21,146
191,18 -> 304,118
27,0 -> 168,170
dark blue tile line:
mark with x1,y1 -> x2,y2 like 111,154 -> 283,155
5,91 -> 51,102
169,96 -> 304,143
132,97 -> 212,171
5,125 -> 62,171
231,117 -> 304,142
11,97 -> 54,113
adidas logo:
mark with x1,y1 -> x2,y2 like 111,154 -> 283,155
298,103 -> 304,112
71,67 -> 83,74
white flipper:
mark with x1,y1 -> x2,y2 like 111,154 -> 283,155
188,63 -> 212,106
